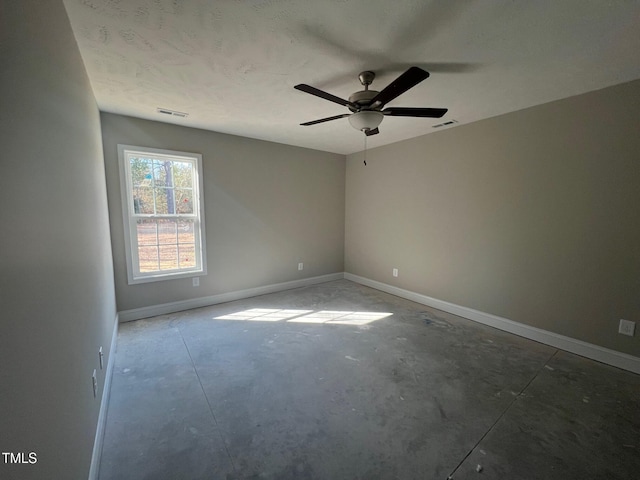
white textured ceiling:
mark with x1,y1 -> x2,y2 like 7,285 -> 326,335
62,0 -> 640,155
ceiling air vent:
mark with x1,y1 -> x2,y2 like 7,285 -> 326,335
157,107 -> 188,118
432,119 -> 458,128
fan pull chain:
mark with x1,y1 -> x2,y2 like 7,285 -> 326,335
363,133 -> 367,166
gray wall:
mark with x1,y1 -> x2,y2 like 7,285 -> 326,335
0,2 -> 117,480
345,80 -> 640,357
101,114 -> 345,313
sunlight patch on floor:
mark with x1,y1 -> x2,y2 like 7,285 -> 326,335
214,308 -> 313,322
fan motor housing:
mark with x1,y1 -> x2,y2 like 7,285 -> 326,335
348,90 -> 380,112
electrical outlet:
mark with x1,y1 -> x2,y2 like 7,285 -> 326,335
92,370 -> 98,398
392,268 -> 398,277
618,319 -> 636,337
192,277 -> 199,287
298,263 -> 304,271
98,346 -> 104,370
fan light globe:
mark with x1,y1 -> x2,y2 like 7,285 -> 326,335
348,111 -> 383,132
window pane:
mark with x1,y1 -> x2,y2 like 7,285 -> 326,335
173,161 -> 193,188
133,187 -> 154,214
154,188 -> 176,214
137,219 -> 157,245
175,189 -> 193,214
158,219 -> 177,244
130,157 -> 153,187
152,159 -> 172,187
178,220 -> 195,243
178,244 -> 196,268
159,245 -> 178,270
138,246 -> 159,272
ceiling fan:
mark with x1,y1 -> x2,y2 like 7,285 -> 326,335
294,66 -> 447,136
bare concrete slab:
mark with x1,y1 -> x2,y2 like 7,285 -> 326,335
99,280 -> 640,480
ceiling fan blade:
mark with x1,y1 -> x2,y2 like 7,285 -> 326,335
300,114 -> 351,126
370,66 -> 430,107
383,107 -> 448,118
294,84 -> 356,108
365,127 -> 379,136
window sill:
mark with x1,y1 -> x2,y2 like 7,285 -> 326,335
127,269 -> 206,285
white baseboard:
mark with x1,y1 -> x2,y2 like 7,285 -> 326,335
118,272 -> 345,322
345,273 -> 640,375
88,314 -> 119,480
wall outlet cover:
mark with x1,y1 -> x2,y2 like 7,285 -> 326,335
618,319 -> 635,337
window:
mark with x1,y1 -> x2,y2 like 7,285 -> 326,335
118,145 -> 206,284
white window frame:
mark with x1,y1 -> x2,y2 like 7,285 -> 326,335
118,144 -> 207,284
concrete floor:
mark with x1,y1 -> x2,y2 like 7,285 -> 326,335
99,280 -> 640,480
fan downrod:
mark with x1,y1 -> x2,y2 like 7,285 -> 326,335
358,71 -> 375,89
348,71 -> 379,112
